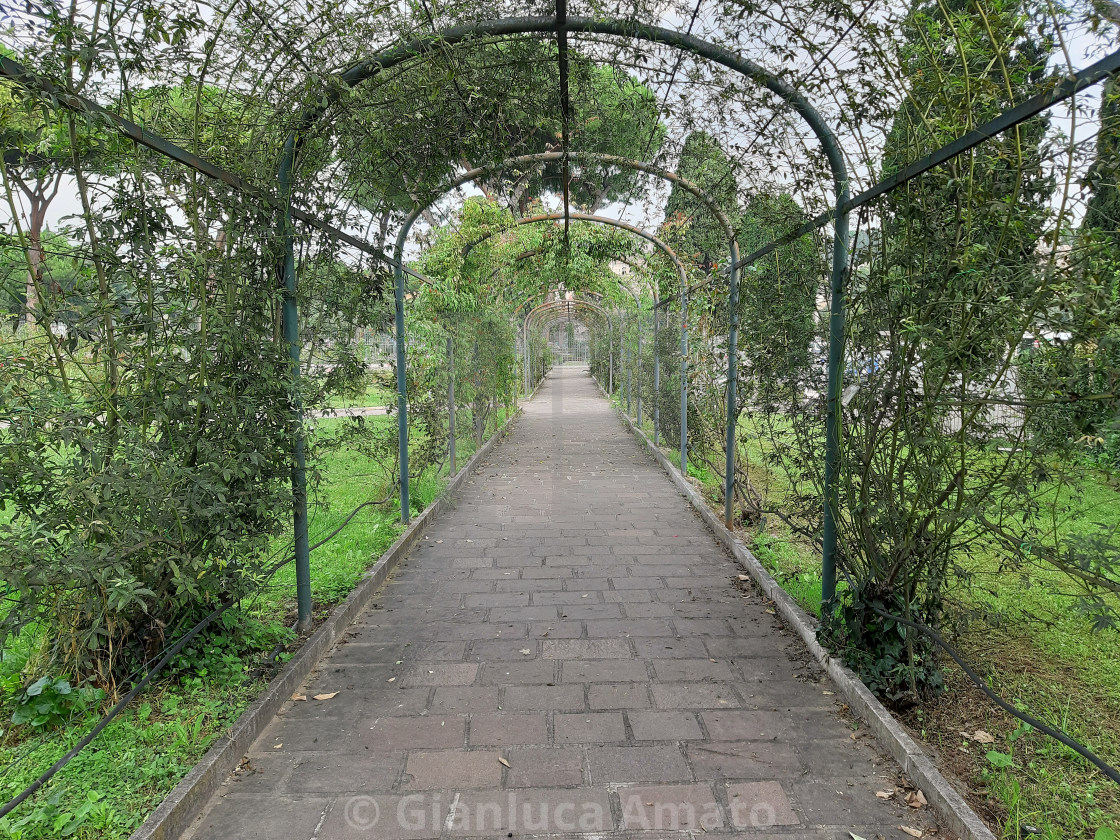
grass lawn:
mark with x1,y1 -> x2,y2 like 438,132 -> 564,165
0,402 -> 515,839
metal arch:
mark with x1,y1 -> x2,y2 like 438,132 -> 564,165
280,15 -> 850,609
459,212 -> 689,288
522,297 -> 613,394
426,150 -> 740,265
460,212 -> 691,474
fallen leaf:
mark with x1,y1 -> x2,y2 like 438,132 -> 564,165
972,730 -> 996,744
737,574 -> 750,581
850,732 -> 860,741
498,757 -> 510,767
387,677 -> 396,683
313,692 -> 339,701
519,648 -> 532,655
273,743 -> 283,749
899,827 -> 923,838
907,790 -> 928,809
849,834 -> 869,840
822,690 -> 835,696
875,790 -> 893,799
291,693 -> 307,702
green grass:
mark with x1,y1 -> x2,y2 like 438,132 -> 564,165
0,402 -> 517,838
322,378 -> 394,409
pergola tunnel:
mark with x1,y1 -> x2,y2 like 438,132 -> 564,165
1,1 -> 1120,836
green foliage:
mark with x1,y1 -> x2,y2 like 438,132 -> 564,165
1085,76 -> 1120,250
8,677 -> 104,730
661,131 -> 739,280
166,611 -> 293,691
0,788 -> 113,839
820,585 -> 945,705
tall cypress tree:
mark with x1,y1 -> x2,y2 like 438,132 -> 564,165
1085,75 -> 1120,247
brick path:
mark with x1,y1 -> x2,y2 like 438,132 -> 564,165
184,365 -> 939,840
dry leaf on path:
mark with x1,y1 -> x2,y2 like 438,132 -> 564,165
875,790 -> 893,799
907,790 -> 928,808
291,693 -> 307,702
519,649 -> 532,655
900,826 -> 923,837
314,692 -> 339,701
849,834 -> 869,840
273,744 -> 283,749
498,757 -> 510,768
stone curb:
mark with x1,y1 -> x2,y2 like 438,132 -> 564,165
600,381 -> 994,840
131,400 -> 526,840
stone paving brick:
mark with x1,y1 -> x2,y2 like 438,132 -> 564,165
689,740 -> 804,779
181,368 -> 940,840
366,715 -> 465,750
561,660 -> 650,683
617,783 -> 723,831
585,618 -> 674,637
587,745 -> 692,784
701,710 -> 787,741
468,712 -> 547,746
652,683 -> 741,709
398,663 -> 478,687
478,660 -> 556,684
632,636 -> 709,659
650,658 -> 737,681
402,749 -> 502,789
447,787 -> 615,834
431,687 -> 499,712
542,638 -> 631,659
554,712 -> 627,744
502,747 -> 585,787
627,710 -> 704,741
502,684 -> 585,710
589,683 -> 651,709
726,781 -> 800,827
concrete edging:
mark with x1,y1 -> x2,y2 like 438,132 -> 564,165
600,382 -> 994,840
131,403 -> 525,840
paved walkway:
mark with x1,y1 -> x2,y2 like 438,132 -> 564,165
184,366 -> 938,840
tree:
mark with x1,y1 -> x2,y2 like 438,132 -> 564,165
0,57 -> 70,329
660,132 -> 740,280
819,0 -> 1060,701
336,39 -> 664,239
1084,75 -> 1120,247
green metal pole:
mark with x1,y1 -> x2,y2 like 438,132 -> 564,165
680,286 -> 688,476
391,239 -> 411,526
279,139 -> 312,633
820,194 -> 850,609
636,301 -> 643,427
447,335 -> 456,475
723,243 -> 742,530
653,301 -> 660,447
609,319 -> 613,393
625,314 -> 631,416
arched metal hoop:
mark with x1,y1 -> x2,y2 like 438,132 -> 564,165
278,16 -> 850,628
460,211 -> 692,477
